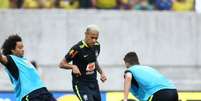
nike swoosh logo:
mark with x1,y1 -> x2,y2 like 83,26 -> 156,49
84,55 -> 88,57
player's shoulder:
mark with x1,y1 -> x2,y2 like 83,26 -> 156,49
124,70 -> 132,75
66,41 -> 81,55
70,41 -> 82,50
78,41 -> 86,49
94,42 -> 100,50
73,41 -> 100,49
124,70 -> 132,79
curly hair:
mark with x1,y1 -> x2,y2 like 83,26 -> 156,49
1,34 -> 22,55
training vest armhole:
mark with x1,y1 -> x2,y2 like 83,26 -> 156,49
125,70 -> 139,88
4,56 -> 19,80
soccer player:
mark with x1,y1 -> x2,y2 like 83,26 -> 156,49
0,34 -> 56,101
123,51 -> 178,101
59,24 -> 107,101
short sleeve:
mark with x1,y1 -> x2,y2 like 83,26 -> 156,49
65,47 -> 78,63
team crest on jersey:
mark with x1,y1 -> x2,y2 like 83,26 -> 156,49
83,94 -> 88,101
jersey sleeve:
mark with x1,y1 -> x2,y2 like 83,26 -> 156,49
65,47 -> 78,63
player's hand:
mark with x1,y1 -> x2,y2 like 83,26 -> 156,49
100,73 -> 107,82
72,65 -> 81,76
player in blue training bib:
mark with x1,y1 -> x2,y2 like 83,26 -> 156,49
123,51 -> 178,101
0,34 -> 56,101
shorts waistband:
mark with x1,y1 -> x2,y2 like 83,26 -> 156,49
22,87 -> 48,100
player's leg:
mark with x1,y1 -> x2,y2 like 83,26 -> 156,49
91,82 -> 101,101
93,91 -> 101,101
73,82 -> 94,101
151,89 -> 178,101
73,83 -> 84,101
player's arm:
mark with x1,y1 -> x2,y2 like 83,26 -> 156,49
59,58 -> 81,76
0,49 -> 8,65
124,72 -> 132,101
59,58 -> 74,69
59,49 -> 81,76
95,61 -> 103,74
95,61 -> 107,82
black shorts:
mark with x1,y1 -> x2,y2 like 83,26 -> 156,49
72,81 -> 101,101
22,87 -> 56,101
150,89 -> 178,101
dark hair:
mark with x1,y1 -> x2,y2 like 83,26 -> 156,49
1,34 -> 22,55
124,51 -> 140,65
